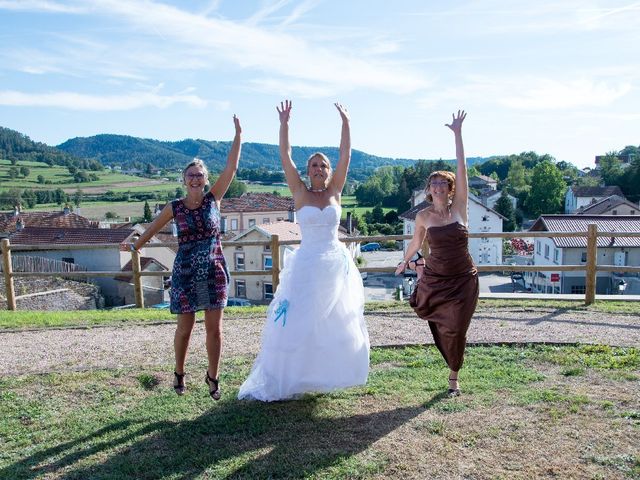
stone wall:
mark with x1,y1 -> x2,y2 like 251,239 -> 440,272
0,277 -> 103,311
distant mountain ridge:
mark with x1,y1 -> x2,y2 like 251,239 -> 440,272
1,126 -> 488,182
57,133 -> 487,178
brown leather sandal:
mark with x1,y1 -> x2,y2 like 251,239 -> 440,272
205,371 -> 221,401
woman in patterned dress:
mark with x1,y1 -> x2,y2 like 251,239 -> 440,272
133,115 -> 241,400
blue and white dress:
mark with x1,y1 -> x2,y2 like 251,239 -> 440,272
238,204 -> 370,401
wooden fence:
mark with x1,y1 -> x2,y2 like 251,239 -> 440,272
2,224 -> 640,310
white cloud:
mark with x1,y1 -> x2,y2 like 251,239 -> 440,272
502,79 -> 631,110
0,0 -> 427,97
0,0 -> 85,13
419,75 -> 632,111
0,89 -> 210,111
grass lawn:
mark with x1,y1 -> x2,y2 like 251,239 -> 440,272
1,344 -> 638,479
1,299 -> 639,330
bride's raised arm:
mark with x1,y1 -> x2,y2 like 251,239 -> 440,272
329,102 -> 351,194
277,100 -> 306,196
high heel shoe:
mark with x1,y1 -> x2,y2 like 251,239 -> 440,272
447,377 -> 460,397
173,371 -> 186,396
205,371 -> 221,401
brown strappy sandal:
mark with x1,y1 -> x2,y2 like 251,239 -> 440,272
205,371 -> 221,401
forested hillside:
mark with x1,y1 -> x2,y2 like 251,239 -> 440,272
57,133 -> 486,181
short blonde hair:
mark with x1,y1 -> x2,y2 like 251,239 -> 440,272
425,170 -> 455,203
182,158 -> 209,185
306,152 -> 332,176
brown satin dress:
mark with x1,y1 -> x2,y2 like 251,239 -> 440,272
409,221 -> 479,371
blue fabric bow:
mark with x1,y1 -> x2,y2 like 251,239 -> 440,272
273,299 -> 289,327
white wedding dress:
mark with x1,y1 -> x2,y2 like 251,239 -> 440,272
238,204 -> 370,401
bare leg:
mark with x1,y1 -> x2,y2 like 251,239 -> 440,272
448,369 -> 460,396
204,308 -> 224,379
174,312 -> 196,374
203,309 -> 223,400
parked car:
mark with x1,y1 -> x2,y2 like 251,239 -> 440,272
360,242 -> 380,252
227,297 -> 252,307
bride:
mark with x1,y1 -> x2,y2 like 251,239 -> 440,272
237,100 -> 370,401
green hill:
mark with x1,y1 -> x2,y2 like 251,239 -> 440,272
57,134 -> 487,181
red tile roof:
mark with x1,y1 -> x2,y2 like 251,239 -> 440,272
0,211 -> 96,233
529,215 -> 640,248
220,193 -> 294,213
9,227 -> 135,245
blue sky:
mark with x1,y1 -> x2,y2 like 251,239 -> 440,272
0,0 -> 638,169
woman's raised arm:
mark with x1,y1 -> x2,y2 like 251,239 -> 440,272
211,115 -> 242,201
277,100 -> 305,195
446,110 -> 468,224
328,102 -> 351,193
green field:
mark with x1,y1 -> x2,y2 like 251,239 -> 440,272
1,342 -> 637,479
1,159 -> 390,221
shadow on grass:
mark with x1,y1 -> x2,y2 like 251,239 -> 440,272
4,393 -> 447,479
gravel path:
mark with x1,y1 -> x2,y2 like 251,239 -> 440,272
2,308 -> 639,375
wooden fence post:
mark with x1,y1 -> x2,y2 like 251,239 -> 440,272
1,239 -> 16,311
271,234 -> 280,292
584,223 -> 598,305
131,248 -> 144,308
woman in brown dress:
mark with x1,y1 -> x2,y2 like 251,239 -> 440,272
395,110 -> 478,397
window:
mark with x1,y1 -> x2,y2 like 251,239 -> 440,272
264,282 -> 274,300
263,255 -> 272,270
62,257 -> 75,264
235,280 -> 246,298
234,253 -> 245,271
230,218 -> 239,231
553,249 -> 559,263
612,210 -> 617,215
631,210 -> 636,215
580,251 -> 587,263
264,243 -> 271,252
571,285 -> 586,294
536,241 -> 541,255
262,218 -> 271,224
544,245 -> 550,259
482,215 -> 489,222
248,219 -> 256,227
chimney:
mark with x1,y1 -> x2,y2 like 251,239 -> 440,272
346,211 -> 353,234
13,205 -> 20,217
15,217 -> 24,231
63,204 -> 71,215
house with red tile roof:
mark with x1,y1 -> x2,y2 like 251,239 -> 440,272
223,221 -> 357,303
115,257 -> 170,306
220,193 -> 295,233
576,195 -> 639,216
9,226 -> 137,306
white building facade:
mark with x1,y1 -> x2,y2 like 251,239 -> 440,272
400,190 -> 505,266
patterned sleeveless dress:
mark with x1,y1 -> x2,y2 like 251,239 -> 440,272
170,191 -> 229,314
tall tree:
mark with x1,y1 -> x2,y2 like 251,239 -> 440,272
225,177 -> 247,198
598,152 -> 624,186
493,190 -> 516,231
143,200 -> 153,222
525,161 -> 566,217
72,189 -> 83,207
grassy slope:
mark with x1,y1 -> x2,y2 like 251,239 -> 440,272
0,344 -> 637,479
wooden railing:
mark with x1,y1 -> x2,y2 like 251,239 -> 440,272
2,225 -> 640,310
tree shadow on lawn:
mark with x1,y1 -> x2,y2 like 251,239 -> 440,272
5,392 -> 447,479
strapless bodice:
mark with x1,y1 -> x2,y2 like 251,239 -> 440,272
296,204 -> 341,247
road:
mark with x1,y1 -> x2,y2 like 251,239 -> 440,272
360,250 -> 519,300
